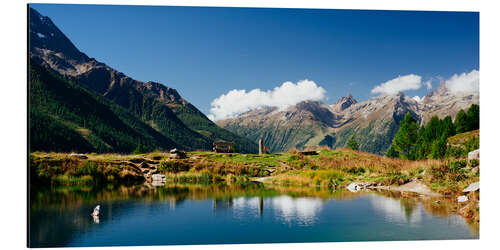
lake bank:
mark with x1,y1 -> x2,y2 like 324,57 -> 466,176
30,148 -> 479,225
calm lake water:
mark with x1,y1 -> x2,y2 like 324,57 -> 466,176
29,183 -> 478,247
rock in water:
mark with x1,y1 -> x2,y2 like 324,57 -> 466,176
346,182 -> 369,192
457,195 -> 469,203
468,149 -> 480,161
463,182 -> 479,193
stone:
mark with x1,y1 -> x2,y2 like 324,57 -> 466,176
463,182 -> 479,193
170,148 -> 187,159
346,182 -> 369,192
472,166 -> 479,173
468,149 -> 480,161
457,195 -> 469,203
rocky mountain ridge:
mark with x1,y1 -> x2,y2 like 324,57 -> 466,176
218,81 -> 479,154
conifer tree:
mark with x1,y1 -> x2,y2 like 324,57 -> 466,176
392,112 -> 419,160
347,135 -> 359,151
466,104 -> 479,131
455,109 -> 468,133
386,144 -> 399,158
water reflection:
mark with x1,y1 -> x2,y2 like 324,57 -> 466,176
29,183 -> 477,247
271,196 -> 323,225
370,195 -> 422,224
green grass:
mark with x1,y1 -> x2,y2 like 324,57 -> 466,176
31,148 -> 479,196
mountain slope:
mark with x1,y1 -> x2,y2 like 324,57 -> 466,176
29,7 -> 258,153
217,101 -> 337,153
329,93 -> 420,154
218,87 -> 478,154
29,60 -> 178,153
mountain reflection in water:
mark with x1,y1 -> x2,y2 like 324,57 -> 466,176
29,183 -> 478,247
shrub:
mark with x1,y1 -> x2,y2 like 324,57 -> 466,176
449,160 -> 467,173
469,159 -> 479,168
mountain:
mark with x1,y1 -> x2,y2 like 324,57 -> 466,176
29,60 -> 178,153
419,81 -> 480,124
218,85 -> 478,154
328,93 -> 420,154
217,101 -> 338,153
28,7 -> 258,153
330,93 -> 357,113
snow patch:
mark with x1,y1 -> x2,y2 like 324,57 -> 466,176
36,32 -> 46,38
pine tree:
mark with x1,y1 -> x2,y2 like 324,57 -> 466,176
347,135 -> 359,151
386,145 -> 399,158
466,104 -> 479,131
392,112 -> 419,160
455,109 -> 468,133
441,115 -> 456,138
132,144 -> 144,154
431,135 -> 447,159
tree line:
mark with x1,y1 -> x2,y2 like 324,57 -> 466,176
385,104 -> 479,160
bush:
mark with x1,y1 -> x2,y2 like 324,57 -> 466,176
469,159 -> 479,168
449,160 -> 467,173
446,146 -> 465,158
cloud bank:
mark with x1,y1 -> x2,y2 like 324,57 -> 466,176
371,74 -> 429,95
445,69 -> 479,94
208,80 -> 326,121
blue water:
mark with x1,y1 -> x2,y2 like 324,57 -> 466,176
29,184 -> 477,247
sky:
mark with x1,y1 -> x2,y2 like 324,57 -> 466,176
30,4 -> 479,120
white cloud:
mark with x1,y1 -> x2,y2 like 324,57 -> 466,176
371,74 -> 423,95
209,80 -> 326,121
445,69 -> 479,94
424,80 -> 432,90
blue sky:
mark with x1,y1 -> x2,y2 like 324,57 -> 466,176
30,4 -> 479,117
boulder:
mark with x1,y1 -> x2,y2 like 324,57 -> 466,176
463,182 -> 479,193
170,148 -> 187,159
346,182 -> 370,192
457,195 -> 469,203
468,149 -> 480,161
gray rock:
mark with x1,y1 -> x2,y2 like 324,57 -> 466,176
170,148 -> 187,159
463,182 -> 479,193
346,182 -> 370,192
468,149 -> 480,161
457,195 -> 469,203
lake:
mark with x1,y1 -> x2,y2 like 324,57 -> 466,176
29,183 -> 478,247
